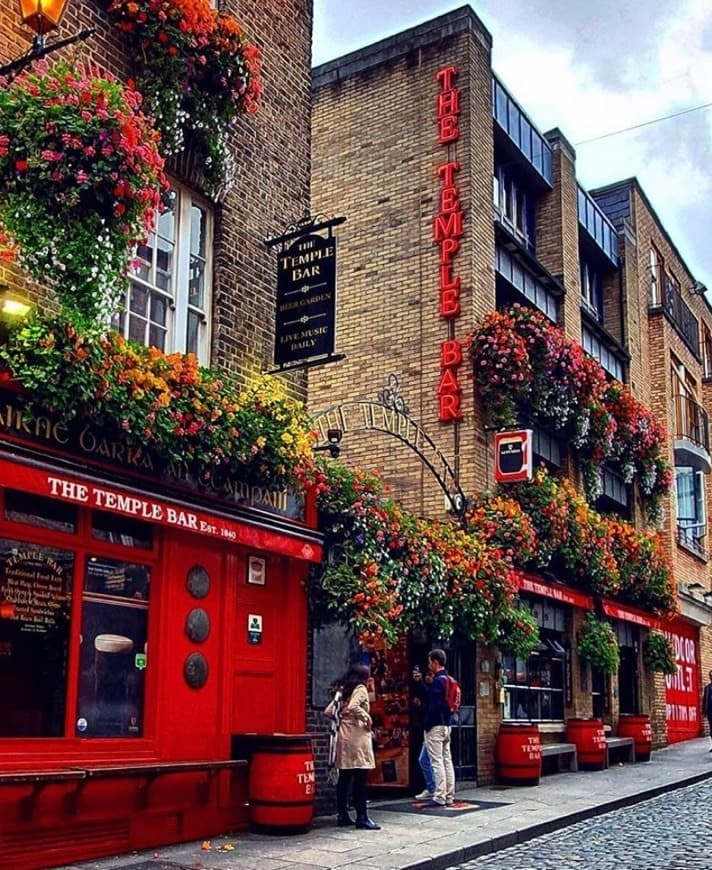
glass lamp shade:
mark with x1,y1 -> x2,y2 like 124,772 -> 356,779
20,0 -> 69,35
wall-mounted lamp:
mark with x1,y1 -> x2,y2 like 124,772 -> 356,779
691,281 -> 708,296
313,428 -> 343,459
0,287 -> 31,346
0,290 -> 31,319
1,0 -> 95,80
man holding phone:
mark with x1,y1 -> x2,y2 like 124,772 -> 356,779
412,649 -> 455,807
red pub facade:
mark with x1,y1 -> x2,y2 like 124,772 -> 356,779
0,0 -> 317,864
0,394 -> 321,868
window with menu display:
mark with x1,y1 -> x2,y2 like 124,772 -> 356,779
0,489 -> 155,740
502,598 -> 568,722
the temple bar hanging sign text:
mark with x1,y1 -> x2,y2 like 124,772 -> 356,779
274,232 -> 337,368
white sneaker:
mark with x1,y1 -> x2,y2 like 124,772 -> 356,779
414,790 -> 433,800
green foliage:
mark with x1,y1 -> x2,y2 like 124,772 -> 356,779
642,630 -> 677,675
496,603 -> 541,659
577,612 -> 620,675
0,316 -> 316,490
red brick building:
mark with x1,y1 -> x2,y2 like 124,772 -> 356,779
310,6 -> 712,786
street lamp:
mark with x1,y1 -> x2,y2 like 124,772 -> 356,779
0,0 -> 95,80
20,0 -> 70,43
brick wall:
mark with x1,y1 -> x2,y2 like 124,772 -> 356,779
310,8 -> 494,519
538,130 -> 581,341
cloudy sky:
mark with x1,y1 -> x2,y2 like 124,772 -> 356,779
313,0 -> 712,290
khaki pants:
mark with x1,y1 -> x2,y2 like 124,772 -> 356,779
424,725 -> 455,804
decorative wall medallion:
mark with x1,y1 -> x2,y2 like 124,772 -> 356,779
186,564 -> 210,599
184,652 -> 209,689
186,608 -> 210,643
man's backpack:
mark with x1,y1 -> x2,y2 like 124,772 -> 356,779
444,674 -> 461,716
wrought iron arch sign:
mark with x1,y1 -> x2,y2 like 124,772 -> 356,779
312,376 -> 468,525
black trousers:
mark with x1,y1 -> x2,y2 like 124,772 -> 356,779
336,768 -> 368,818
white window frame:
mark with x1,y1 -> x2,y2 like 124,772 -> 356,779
675,466 -> 707,543
118,181 -> 213,363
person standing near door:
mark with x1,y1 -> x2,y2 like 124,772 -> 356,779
325,663 -> 382,830
702,670 -> 712,752
413,649 -> 455,807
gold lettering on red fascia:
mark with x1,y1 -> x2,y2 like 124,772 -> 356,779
434,65 -> 463,422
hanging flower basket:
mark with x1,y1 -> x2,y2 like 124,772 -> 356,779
106,0 -> 262,195
0,316 -> 317,491
577,612 -> 620,675
642,629 -> 677,674
468,304 -> 672,512
0,58 -> 167,324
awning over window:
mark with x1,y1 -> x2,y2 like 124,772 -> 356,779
601,600 -> 659,629
0,455 -> 322,563
517,572 -> 594,610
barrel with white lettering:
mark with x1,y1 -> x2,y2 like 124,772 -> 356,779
496,723 -> 542,785
617,714 -> 652,761
248,734 -> 314,833
566,718 -> 607,770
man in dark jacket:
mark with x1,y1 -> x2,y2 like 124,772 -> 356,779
413,648 -> 455,806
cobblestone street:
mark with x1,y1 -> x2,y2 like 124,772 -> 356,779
456,776 -> 712,870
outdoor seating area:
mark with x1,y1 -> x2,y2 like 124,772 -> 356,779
497,716 -> 651,785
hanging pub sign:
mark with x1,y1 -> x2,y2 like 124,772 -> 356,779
494,429 -> 533,483
266,214 -> 346,372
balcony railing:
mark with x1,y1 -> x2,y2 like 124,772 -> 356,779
673,393 -> 710,452
661,276 -> 700,357
495,243 -> 558,322
492,77 -> 553,187
676,524 -> 709,561
577,186 -> 618,265
581,325 -> 625,382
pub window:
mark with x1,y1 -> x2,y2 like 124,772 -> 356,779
4,490 -> 78,534
0,540 -> 74,737
92,510 -> 153,550
502,599 -> 567,722
76,557 -> 150,738
0,520 -> 154,742
114,181 -> 213,363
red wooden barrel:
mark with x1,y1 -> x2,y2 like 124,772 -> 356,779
617,714 -> 652,761
566,718 -> 606,770
248,735 -> 314,833
496,723 -> 541,785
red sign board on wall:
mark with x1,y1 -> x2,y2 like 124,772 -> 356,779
494,430 -> 533,483
664,617 -> 700,744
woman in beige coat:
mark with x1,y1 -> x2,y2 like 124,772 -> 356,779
325,663 -> 381,830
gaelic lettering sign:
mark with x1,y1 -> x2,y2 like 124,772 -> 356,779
275,232 -> 336,367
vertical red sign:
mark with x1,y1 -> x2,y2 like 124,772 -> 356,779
434,65 -> 463,423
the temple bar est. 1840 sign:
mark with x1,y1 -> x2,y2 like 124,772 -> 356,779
494,429 -> 533,483
274,232 -> 337,368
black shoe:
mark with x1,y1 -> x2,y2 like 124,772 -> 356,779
355,817 -> 381,830
336,813 -> 355,826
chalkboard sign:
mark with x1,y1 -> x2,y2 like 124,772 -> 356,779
311,622 -> 358,708
0,539 -> 73,737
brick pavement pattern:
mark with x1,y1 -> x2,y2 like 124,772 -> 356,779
456,776 -> 712,870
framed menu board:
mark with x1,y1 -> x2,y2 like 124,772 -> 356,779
0,539 -> 73,737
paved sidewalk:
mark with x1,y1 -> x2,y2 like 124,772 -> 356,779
60,738 -> 712,870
